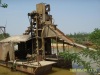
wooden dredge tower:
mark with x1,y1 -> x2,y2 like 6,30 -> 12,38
0,3 -> 96,75
0,3 -> 74,75
22,3 -> 73,62
23,3 -> 53,62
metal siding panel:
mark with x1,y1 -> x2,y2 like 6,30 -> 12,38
0,44 -> 2,60
0,35 -> 30,43
9,43 -> 15,60
1,43 -> 9,60
0,43 -> 15,61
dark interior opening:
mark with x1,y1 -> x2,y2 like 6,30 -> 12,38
15,38 -> 52,60
5,52 -> 10,62
45,38 -> 51,55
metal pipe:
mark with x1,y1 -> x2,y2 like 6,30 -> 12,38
63,40 -> 65,52
56,37 -> 59,59
30,18 -> 34,62
36,16 -> 40,66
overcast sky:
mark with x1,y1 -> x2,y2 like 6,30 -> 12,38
0,0 -> 100,35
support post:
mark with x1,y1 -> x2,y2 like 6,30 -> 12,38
63,40 -> 65,52
42,38 -> 45,60
56,37 -> 59,59
30,18 -> 34,62
36,16 -> 40,66
51,39 -> 54,54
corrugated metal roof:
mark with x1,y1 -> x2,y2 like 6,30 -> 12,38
44,26 -> 74,45
0,35 -> 31,43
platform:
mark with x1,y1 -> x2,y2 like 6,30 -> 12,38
8,60 -> 56,67
8,60 -> 56,75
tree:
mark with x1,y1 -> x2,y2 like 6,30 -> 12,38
59,49 -> 100,75
64,29 -> 100,75
67,32 -> 90,45
0,33 -> 10,40
0,0 -> 8,8
89,28 -> 100,49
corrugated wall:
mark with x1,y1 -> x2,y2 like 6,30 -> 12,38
0,43 -> 15,61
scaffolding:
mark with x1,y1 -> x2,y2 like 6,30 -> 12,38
0,26 -> 6,39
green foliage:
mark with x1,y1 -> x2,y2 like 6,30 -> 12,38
0,0 -> 8,8
51,39 -> 56,43
59,49 -> 100,75
67,28 -> 100,49
1,3 -> 8,8
67,32 -> 90,44
89,28 -> 100,49
0,33 -> 10,40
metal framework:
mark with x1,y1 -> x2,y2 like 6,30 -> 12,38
23,3 -> 53,65
0,26 -> 6,38
23,3 -> 74,66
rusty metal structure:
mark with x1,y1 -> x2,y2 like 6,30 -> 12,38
0,3 -> 96,75
0,26 -> 6,38
0,3 -> 74,74
0,3 -> 75,63
22,3 -> 74,63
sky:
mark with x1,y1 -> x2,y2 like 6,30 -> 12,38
0,0 -> 100,35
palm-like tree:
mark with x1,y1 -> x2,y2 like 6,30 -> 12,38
0,0 -> 8,8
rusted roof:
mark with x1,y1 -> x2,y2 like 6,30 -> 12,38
44,25 -> 74,45
0,35 -> 31,43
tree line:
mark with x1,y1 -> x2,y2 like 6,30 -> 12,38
0,33 -> 10,41
0,28 -> 99,49
67,28 -> 100,49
